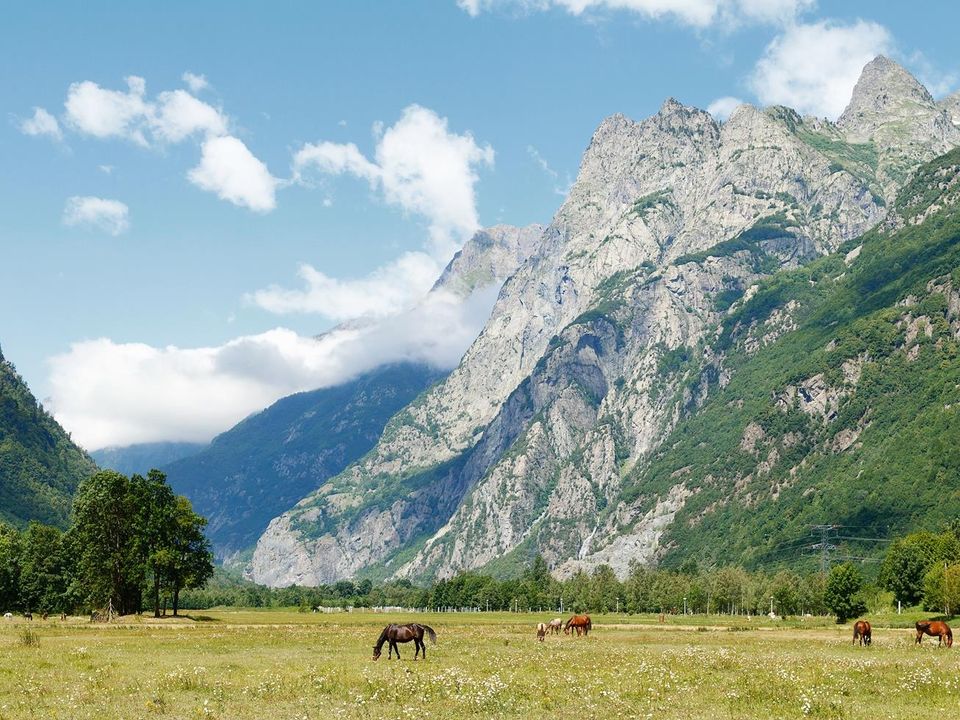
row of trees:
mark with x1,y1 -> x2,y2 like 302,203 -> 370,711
0,470 -> 213,617
4,467 -> 958,623
181,556 -> 838,617
183,529 -> 960,623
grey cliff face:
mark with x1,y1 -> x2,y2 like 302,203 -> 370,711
250,57 -> 960,587
940,91 -> 960,128
433,224 -> 545,297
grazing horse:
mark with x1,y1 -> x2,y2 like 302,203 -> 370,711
372,623 -> 437,660
548,618 -> 563,635
563,614 -> 592,637
537,622 -> 547,642
852,620 -> 871,646
23,612 -> 32,621
916,620 -> 953,648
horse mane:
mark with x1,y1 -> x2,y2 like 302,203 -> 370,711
374,624 -> 392,652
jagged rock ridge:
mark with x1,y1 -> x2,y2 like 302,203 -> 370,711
251,57 -> 960,586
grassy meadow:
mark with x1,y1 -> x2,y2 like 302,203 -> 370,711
1,609 -> 959,719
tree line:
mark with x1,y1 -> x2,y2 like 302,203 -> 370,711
0,470 -> 213,617
4,466 -> 959,624
183,529 -> 960,623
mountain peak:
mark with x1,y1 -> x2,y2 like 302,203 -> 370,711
941,90 -> 960,127
838,55 -> 934,136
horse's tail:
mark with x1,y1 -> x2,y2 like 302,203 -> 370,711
421,624 -> 437,644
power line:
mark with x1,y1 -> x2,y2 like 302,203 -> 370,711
810,524 -> 838,573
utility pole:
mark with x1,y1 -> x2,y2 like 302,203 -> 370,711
811,525 -> 837,573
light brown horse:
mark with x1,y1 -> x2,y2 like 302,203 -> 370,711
916,620 -> 953,648
563,614 -> 592,637
536,622 -> 547,641
852,620 -> 871,646
372,623 -> 437,660
548,618 -> 563,635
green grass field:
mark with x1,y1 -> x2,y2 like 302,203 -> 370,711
1,610 -> 958,719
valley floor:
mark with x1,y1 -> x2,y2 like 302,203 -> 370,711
1,610 -> 958,719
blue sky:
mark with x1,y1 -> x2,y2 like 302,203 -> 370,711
2,0 -> 958,449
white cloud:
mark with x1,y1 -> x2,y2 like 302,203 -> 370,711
20,107 -> 62,140
151,89 -> 227,142
62,196 -> 130,236
907,51 -> 957,99
527,144 -> 573,196
48,286 -> 500,450
64,76 -> 151,145
457,0 -> 814,27
293,141 -> 378,182
249,251 -> 443,320
293,104 -> 494,256
706,95 -> 744,121
182,71 -> 209,93
64,75 -> 229,145
749,19 -> 893,119
188,135 -> 279,212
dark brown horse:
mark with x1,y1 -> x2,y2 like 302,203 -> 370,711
852,620 -> 871,646
916,620 -> 953,648
372,623 -> 437,660
563,614 -> 592,637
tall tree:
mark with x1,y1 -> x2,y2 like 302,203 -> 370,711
825,563 -> 867,624
19,522 -> 70,613
880,530 -> 960,606
69,470 -> 143,615
162,496 -> 214,616
0,524 -> 22,610
133,470 -> 178,617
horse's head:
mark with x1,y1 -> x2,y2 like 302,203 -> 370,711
563,627 -> 570,635
372,647 -> 382,661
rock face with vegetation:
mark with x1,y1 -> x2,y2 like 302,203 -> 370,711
0,345 -> 97,528
251,57 -> 960,587
163,363 -> 445,566
160,223 -> 539,569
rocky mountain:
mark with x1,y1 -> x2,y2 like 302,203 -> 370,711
92,441 -> 205,477
251,57 -> 960,586
163,222 -> 540,565
596,145 -> 960,574
163,363 -> 445,564
0,344 -> 97,527
432,224 -> 543,297
941,90 -> 960,127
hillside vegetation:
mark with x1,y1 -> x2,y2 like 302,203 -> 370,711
164,363 -> 444,562
0,346 -> 96,527
624,147 -> 960,569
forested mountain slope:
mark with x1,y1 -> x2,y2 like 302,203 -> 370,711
595,147 -> 960,573
0,345 -> 97,527
164,363 -> 444,564
250,56 -> 960,586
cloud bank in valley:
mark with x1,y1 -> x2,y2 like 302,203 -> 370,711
49,285 -> 501,451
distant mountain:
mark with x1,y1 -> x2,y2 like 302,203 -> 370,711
92,441 -> 206,477
0,345 -> 97,527
250,56 -> 960,586
163,363 -> 444,564
163,222 -> 541,567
